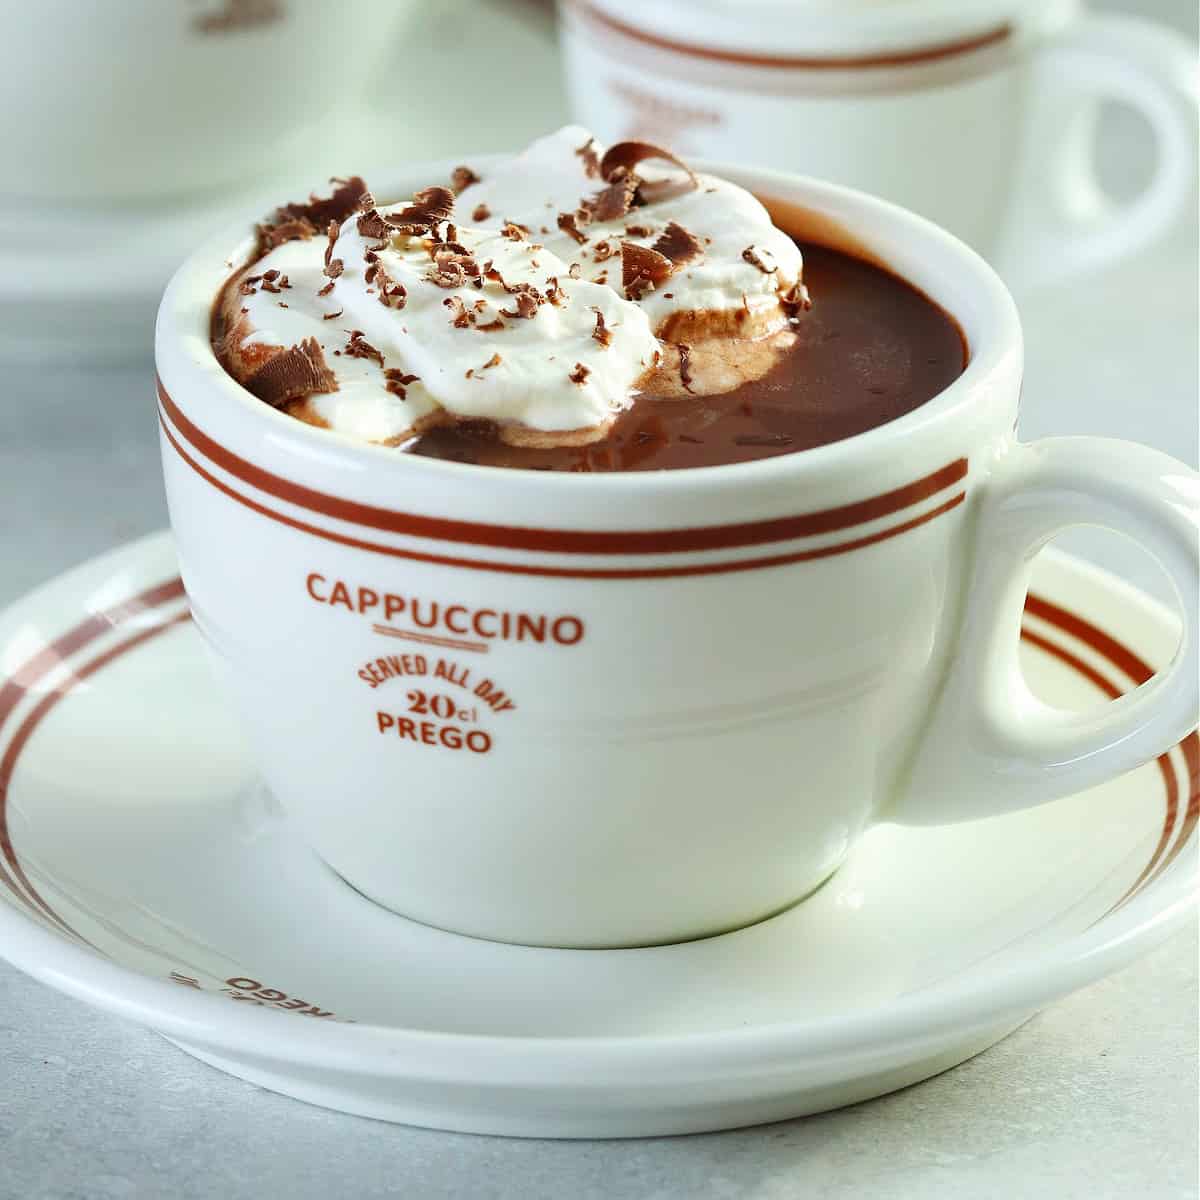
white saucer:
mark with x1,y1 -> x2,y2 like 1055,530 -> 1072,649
0,534 -> 1194,1137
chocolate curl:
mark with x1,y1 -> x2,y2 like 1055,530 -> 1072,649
742,245 -> 778,274
621,242 -> 673,300
782,278 -> 813,313
255,218 -> 315,253
244,338 -> 338,409
652,221 -> 703,268
598,141 -> 699,207
283,176 -> 370,227
557,212 -> 589,244
387,186 -> 456,234
599,141 -> 694,184
375,263 -> 408,309
575,136 -> 602,178
254,176 -> 369,256
499,286 -> 543,319
357,208 -> 392,240
450,166 -> 480,195
591,309 -> 612,348
384,368 -> 419,398
345,330 -> 385,368
582,174 -> 639,223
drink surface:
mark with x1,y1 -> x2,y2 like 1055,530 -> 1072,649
406,244 -> 966,472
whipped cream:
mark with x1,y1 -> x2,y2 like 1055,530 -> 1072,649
216,126 -> 806,446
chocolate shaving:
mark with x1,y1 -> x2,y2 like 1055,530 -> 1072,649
384,368 -> 419,398
357,208 -> 392,240
256,218 -> 315,253
599,141 -> 695,185
499,286 -> 543,319
742,245 -> 777,274
428,263 -> 467,289
625,223 -> 653,238
244,337 -> 338,409
544,276 -> 567,307
592,239 -> 616,262
568,363 -> 591,385
476,319 -> 505,332
431,242 -> 482,287
576,136 -> 601,178
345,330 -> 385,368
591,309 -> 612,348
580,141 -> 701,214
472,203 -> 492,222
451,166 -> 479,195
652,221 -> 703,268
253,176 -> 368,257
444,295 -> 473,328
621,242 -> 673,299
782,278 -> 813,312
568,262 -> 582,279
386,186 -> 455,234
324,257 -> 344,281
581,174 -> 639,223
637,176 -> 701,206
375,263 -> 407,309
482,353 -> 502,369
557,212 -> 589,245
501,221 -> 528,242
677,343 -> 694,392
318,281 -> 336,297
322,308 -> 344,320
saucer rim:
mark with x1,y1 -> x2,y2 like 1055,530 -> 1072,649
0,533 -> 1194,1086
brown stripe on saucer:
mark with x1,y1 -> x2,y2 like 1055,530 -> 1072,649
0,577 -> 186,925
1025,593 -> 1198,913
0,613 -> 190,945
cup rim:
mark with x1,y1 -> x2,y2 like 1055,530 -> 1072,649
561,0 -> 1074,59
155,152 -> 1022,497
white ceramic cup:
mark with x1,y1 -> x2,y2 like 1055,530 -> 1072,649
0,0 -> 414,203
558,0 -> 1199,291
156,157 -> 1199,949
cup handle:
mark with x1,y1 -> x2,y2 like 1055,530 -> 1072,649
995,13 -> 1198,293
897,437 -> 1198,824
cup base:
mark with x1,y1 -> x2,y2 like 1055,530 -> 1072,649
323,858 -> 846,951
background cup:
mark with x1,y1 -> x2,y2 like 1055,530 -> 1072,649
0,0 -> 416,204
558,0 -> 1199,291
156,158 -> 1199,949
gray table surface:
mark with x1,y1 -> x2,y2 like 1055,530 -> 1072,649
2,1 -> 1197,1196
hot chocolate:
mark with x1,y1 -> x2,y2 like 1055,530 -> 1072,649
212,126 -> 965,470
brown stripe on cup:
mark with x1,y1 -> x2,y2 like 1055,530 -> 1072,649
569,0 -> 1013,71
157,378 -> 967,560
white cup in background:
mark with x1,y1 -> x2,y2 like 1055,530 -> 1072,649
0,0 -> 415,204
558,0 -> 1198,290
